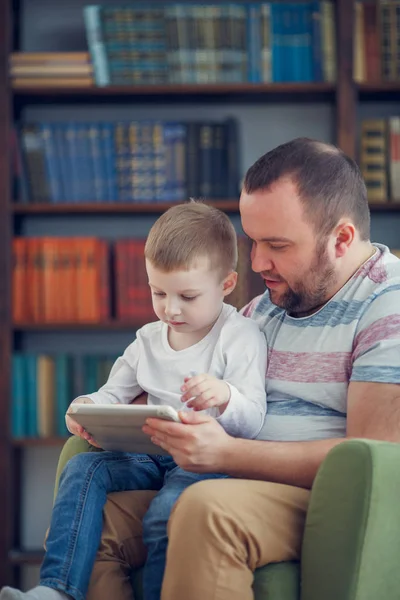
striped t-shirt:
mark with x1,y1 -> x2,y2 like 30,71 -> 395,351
243,243 -> 400,442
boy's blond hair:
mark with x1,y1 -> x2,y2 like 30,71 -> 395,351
145,201 -> 238,279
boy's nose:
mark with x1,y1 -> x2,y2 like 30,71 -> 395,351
165,302 -> 181,318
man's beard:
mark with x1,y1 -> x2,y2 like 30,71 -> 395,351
266,240 -> 337,316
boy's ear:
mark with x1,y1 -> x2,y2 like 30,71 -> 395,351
222,271 -> 238,297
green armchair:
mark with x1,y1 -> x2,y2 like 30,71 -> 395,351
54,438 -> 400,600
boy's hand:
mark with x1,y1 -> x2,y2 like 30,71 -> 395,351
65,398 -> 101,448
180,373 -> 231,412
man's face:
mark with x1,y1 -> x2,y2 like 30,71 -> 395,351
240,178 -> 338,316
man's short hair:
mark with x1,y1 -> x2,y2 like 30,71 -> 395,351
243,137 -> 370,241
145,201 -> 238,278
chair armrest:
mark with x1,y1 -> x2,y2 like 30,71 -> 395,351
301,439 -> 400,600
53,436 -> 101,501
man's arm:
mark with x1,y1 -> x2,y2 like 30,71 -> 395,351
143,380 -> 400,489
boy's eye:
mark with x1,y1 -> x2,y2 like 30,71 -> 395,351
182,296 -> 196,301
153,291 -> 165,297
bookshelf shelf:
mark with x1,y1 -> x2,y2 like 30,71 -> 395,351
358,82 -> 400,100
12,437 -> 69,448
12,82 -> 335,101
12,200 -> 240,215
13,321 -> 144,331
368,202 -> 400,210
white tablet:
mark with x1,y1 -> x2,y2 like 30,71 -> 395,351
68,403 -> 181,455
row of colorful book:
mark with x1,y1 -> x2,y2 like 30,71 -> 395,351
84,2 -> 336,86
354,1 -> 400,83
11,353 -> 118,438
360,118 -> 400,203
15,119 -> 240,204
12,235 -> 262,324
10,52 -> 94,88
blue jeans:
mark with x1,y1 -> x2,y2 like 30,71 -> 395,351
40,451 -> 225,600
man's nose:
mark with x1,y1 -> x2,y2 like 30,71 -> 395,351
251,246 -> 274,273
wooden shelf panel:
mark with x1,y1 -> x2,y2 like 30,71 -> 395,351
358,82 -> 400,100
12,200 -> 239,214
13,82 -> 335,97
368,202 -> 400,210
9,549 -> 44,565
12,437 -> 69,447
13,320 -> 143,331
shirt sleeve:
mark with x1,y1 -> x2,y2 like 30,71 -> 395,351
214,319 -> 267,439
74,340 -> 142,405
351,285 -> 400,384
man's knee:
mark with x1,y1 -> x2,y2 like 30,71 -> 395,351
99,490 -> 157,568
168,479 -> 230,538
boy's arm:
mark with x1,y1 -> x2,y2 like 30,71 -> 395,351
74,340 -> 143,406
214,322 -> 267,438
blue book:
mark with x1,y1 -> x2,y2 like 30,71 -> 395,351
75,124 -> 93,202
83,6 -> 110,86
162,123 -> 176,202
53,124 -> 69,203
301,3 -> 314,82
101,123 -> 118,202
40,123 -> 63,204
311,1 -> 323,81
271,3 -> 282,82
64,123 -> 81,203
72,355 -> 85,399
84,355 -> 99,394
88,123 -> 105,202
12,354 -> 27,438
291,4 -> 302,82
25,354 -> 38,437
247,4 -> 262,83
153,121 -> 168,203
55,355 -> 73,437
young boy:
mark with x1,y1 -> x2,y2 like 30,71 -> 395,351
1,201 -> 267,600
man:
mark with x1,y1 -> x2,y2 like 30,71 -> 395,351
88,138 -> 400,600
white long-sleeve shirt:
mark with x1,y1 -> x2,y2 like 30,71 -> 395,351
79,303 -> 267,439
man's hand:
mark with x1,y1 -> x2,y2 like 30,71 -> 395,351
180,373 -> 230,412
66,398 -> 101,448
142,410 -> 233,473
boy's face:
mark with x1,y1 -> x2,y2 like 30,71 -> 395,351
146,257 -> 235,336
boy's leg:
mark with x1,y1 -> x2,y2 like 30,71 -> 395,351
87,490 -> 156,600
161,478 -> 310,600
7,452 -> 164,600
141,468 -> 226,600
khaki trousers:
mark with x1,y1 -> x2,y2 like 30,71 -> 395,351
88,480 -> 309,600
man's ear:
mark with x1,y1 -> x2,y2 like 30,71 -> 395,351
222,271 -> 238,297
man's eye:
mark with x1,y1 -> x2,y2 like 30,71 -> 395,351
270,245 -> 287,251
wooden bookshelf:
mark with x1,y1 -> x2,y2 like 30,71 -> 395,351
3,0 -> 399,589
